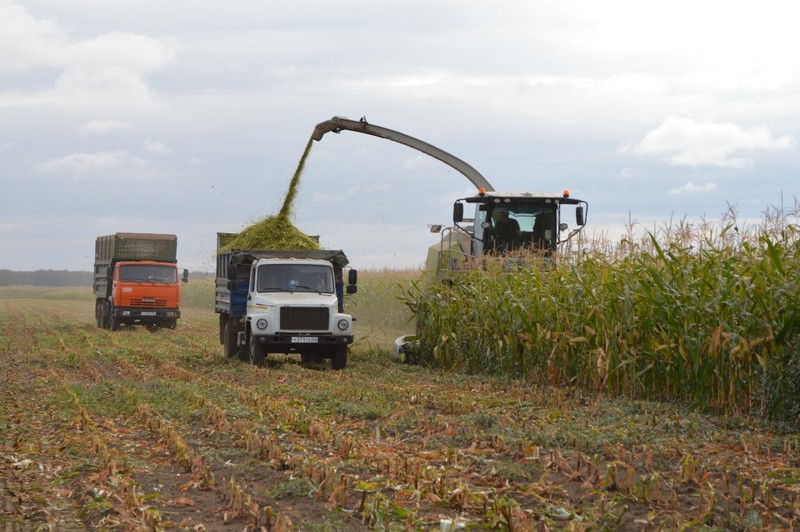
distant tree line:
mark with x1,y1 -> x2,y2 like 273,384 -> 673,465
0,269 -> 214,287
0,270 -> 93,287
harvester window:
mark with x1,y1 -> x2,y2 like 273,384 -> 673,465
531,211 -> 556,250
488,208 -> 521,252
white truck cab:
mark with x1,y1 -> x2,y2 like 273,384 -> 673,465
216,247 -> 357,369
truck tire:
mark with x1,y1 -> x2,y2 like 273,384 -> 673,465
331,345 -> 348,370
300,353 -> 321,366
249,342 -> 266,367
99,301 -> 110,329
105,301 -> 120,331
95,301 -> 104,328
223,320 -> 239,358
219,315 -> 227,345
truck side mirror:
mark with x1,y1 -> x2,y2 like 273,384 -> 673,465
227,280 -> 238,291
348,269 -> 358,285
346,285 -> 358,295
182,269 -> 189,283
576,206 -> 585,226
453,202 -> 464,223
227,265 -> 237,281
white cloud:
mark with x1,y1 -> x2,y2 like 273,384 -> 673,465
53,67 -> 152,103
626,116 -> 795,168
79,120 -> 132,135
0,4 -> 177,105
37,151 -> 146,176
0,6 -> 176,72
0,221 -> 27,232
0,3 -> 65,71
142,139 -> 172,154
403,154 -> 431,170
60,32 -> 177,73
678,68 -> 792,93
667,181 -> 718,195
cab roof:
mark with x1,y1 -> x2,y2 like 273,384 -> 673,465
465,190 -> 584,205
228,249 -> 349,267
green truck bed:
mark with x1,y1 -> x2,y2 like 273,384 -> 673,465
95,233 -> 178,263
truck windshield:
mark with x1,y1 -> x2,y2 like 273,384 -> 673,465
119,264 -> 177,283
257,264 -> 334,293
482,202 -> 558,253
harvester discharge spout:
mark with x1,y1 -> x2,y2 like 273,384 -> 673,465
311,116 -> 495,192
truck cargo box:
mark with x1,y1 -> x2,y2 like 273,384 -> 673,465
95,233 -> 178,264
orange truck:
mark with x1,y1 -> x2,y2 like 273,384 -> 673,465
93,233 -> 187,331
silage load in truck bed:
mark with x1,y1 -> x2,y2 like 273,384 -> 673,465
219,138 -> 323,253
219,215 -> 320,252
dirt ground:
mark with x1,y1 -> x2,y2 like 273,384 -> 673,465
2,293 -> 799,530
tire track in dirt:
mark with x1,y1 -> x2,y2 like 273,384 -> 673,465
5,297 -> 800,529
31,306 -> 370,530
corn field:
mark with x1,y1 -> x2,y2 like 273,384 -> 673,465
408,203 -> 800,424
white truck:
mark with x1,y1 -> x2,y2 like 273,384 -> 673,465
215,233 -> 357,369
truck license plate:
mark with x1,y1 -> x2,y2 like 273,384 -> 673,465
141,311 -> 157,316
291,336 -> 318,343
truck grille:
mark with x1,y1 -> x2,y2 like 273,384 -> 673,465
130,298 -> 167,308
280,307 -> 329,330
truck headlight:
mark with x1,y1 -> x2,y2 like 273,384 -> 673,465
256,319 -> 268,330
337,319 -> 349,331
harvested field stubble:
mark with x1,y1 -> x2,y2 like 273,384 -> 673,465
1,284 -> 799,530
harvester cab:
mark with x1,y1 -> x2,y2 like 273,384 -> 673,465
423,189 -> 587,282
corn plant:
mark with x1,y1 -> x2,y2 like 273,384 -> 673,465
407,205 -> 800,423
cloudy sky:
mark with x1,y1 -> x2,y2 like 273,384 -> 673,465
2,1 -> 798,272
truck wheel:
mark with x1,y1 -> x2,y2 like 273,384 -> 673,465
219,315 -> 227,344
331,345 -> 348,370
223,321 -> 239,358
95,301 -> 104,328
300,353 -> 319,366
106,302 -> 120,331
249,342 -> 266,367
99,301 -> 110,329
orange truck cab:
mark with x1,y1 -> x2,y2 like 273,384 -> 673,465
93,233 -> 188,331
